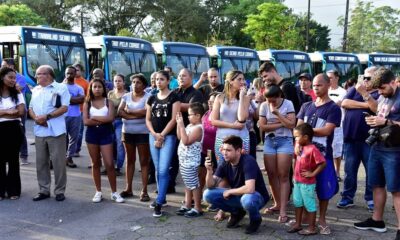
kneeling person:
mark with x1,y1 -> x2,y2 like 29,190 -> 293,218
203,135 -> 269,234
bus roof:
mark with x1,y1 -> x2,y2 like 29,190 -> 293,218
207,45 -> 258,59
152,41 -> 208,56
0,26 -> 84,43
258,49 -> 310,62
85,35 -> 154,52
309,51 -> 360,63
357,53 -> 400,64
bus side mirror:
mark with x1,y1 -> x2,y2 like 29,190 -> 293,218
322,59 -> 327,71
162,54 -> 166,65
101,46 -> 107,58
19,45 -> 26,57
217,58 -> 222,68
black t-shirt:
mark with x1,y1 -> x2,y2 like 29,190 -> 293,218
147,92 -> 179,135
199,84 -> 224,111
278,80 -> 301,114
214,154 -> 269,203
174,86 -> 204,126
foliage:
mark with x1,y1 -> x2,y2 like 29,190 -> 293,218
295,14 -> 331,51
339,0 -> 400,53
116,28 -> 134,37
0,4 -> 45,26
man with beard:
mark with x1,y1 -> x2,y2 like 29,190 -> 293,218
194,68 -> 224,111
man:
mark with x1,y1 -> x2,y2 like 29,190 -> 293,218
337,66 -> 379,212
72,63 -> 89,157
63,66 -> 84,168
168,68 -> 204,192
164,66 -> 179,90
193,68 -> 224,111
203,135 -> 269,234
258,62 -> 301,113
327,70 -> 347,181
297,73 -> 341,235
92,68 -> 112,91
354,68 -> 400,239
299,72 -> 316,101
29,65 -> 71,202
1,58 -> 29,165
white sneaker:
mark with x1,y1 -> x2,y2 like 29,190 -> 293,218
111,192 -> 124,203
92,191 -> 102,203
20,158 -> 30,165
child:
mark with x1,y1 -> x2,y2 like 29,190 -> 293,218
176,102 -> 204,218
288,123 -> 326,235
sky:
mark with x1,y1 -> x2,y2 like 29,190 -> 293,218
283,0 -> 400,49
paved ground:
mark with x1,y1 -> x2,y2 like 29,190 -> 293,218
1,120 -> 399,240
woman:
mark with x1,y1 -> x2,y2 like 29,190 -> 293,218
107,74 -> 127,175
83,79 -> 124,203
258,84 -> 296,223
146,70 -> 180,217
118,74 -> 151,201
0,67 -> 25,200
210,70 -> 250,221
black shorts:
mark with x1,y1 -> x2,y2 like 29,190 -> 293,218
200,151 -> 218,168
122,133 -> 149,145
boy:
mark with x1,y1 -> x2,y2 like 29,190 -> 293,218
288,123 -> 326,235
176,102 -> 204,217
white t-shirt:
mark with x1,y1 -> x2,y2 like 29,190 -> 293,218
259,99 -> 295,137
0,93 -> 25,122
329,86 -> 347,123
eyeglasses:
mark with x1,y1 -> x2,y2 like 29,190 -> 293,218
363,76 -> 372,81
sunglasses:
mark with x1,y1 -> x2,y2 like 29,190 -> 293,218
363,76 -> 372,81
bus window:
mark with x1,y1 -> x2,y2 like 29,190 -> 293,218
60,46 -> 87,77
26,43 -> 59,80
326,62 -> 359,83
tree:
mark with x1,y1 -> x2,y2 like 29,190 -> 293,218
295,14 -> 331,51
0,4 -> 45,26
242,2 -> 299,50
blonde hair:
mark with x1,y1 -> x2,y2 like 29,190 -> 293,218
252,77 -> 263,91
223,70 -> 243,101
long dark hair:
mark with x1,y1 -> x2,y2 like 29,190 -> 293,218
0,67 -> 19,104
86,79 -> 107,102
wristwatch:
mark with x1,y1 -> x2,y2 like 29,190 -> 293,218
46,114 -> 52,120
363,94 -> 371,101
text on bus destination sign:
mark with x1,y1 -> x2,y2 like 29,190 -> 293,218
111,41 -> 144,49
327,55 -> 356,62
223,50 -> 254,58
373,57 -> 400,63
31,31 -> 78,43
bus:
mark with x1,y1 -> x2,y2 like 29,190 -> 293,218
309,51 -> 361,84
208,45 -> 259,84
85,35 -> 157,85
258,49 -> 312,83
152,41 -> 210,84
0,26 -> 88,86
357,53 -> 400,76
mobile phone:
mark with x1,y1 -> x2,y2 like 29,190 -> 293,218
362,112 -> 371,117
358,75 -> 364,84
206,149 -> 213,166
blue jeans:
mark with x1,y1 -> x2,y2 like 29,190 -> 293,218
65,116 -> 81,158
113,118 -> 125,169
149,134 -> 176,204
76,113 -> 84,154
203,188 -> 266,221
19,112 -> 28,158
341,140 -> 372,202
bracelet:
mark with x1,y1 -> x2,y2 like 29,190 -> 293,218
237,120 -> 246,123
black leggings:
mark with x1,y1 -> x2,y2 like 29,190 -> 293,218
0,120 -> 23,197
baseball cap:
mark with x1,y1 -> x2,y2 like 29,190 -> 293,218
299,73 -> 312,81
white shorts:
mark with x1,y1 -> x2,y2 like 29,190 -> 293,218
332,127 -> 343,159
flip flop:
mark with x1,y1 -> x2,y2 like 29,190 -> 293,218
318,224 -> 331,235
120,190 -> 134,198
214,210 -> 226,222
287,226 -> 303,233
298,229 -> 318,236
10,196 -> 20,200
140,192 -> 150,202
263,206 -> 280,214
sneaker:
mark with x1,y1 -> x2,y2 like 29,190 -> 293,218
20,158 -> 30,165
354,217 -> 387,233
396,229 -> 400,240
72,152 -> 80,157
184,209 -> 203,218
337,198 -> 354,209
153,204 -> 162,218
92,191 -> 102,203
111,192 -> 125,203
245,217 -> 262,234
150,200 -> 167,209
66,158 -> 77,168
367,201 -> 374,213
226,208 -> 246,228
115,168 -> 123,176
176,206 -> 190,216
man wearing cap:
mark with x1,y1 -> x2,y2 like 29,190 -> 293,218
299,73 -> 316,101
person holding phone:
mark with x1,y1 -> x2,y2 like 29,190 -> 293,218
337,66 -> 379,212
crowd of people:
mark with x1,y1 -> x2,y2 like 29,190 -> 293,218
0,58 -> 400,237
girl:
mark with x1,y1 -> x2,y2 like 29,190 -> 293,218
83,79 -> 124,203
0,67 -> 25,200
258,84 -> 296,223
176,103 -> 204,218
146,70 -> 180,217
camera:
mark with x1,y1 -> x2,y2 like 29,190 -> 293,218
365,128 -> 380,146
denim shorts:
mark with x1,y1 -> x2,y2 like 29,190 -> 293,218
368,145 -> 400,192
85,124 -> 114,145
293,181 -> 317,212
263,136 -> 294,155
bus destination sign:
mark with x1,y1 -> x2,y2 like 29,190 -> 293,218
30,31 -> 79,43
327,55 -> 356,62
223,50 -> 254,58
373,56 -> 400,63
111,40 -> 146,50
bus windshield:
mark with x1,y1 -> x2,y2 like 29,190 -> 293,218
373,63 -> 400,76
220,58 -> 259,81
326,62 -> 360,83
26,43 -> 86,82
275,61 -> 312,83
107,50 -> 156,80
166,55 -> 209,81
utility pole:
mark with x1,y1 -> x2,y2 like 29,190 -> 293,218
306,0 -> 311,52
80,10 -> 84,34
342,0 -> 350,52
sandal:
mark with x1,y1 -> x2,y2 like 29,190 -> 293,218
10,196 -> 20,200
214,210 -> 226,222
298,228 -> 318,236
120,190 -> 134,198
278,215 -> 289,223
263,206 -> 280,214
318,224 -> 331,235
287,226 -> 302,233
139,192 -> 150,202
